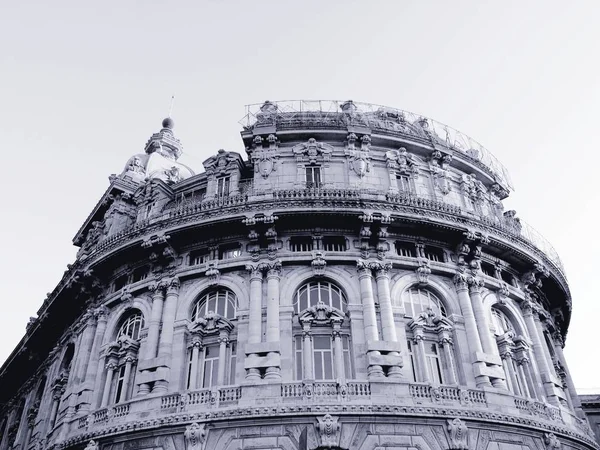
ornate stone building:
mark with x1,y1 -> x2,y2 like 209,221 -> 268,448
0,100 -> 597,450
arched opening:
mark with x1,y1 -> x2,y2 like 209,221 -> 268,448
292,279 -> 352,382
402,287 -> 457,385
186,288 -> 238,390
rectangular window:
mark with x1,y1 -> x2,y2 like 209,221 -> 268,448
217,176 -> 230,197
395,241 -> 414,258
114,275 -> 128,292
313,336 -> 334,380
424,246 -> 444,262
342,336 -> 354,379
190,249 -> 210,265
114,366 -> 126,403
290,236 -> 314,252
219,244 -> 241,260
294,336 -> 303,380
425,342 -> 444,384
305,166 -> 322,188
202,345 -> 220,388
397,174 -> 413,193
406,339 -> 417,382
481,262 -> 495,277
186,350 -> 194,389
132,266 -> 148,283
228,343 -> 237,385
322,236 -> 347,252
181,189 -> 206,204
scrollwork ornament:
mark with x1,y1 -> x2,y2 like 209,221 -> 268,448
544,433 -> 561,450
447,418 -> 468,450
184,422 -> 207,450
84,440 -> 99,450
316,414 -> 341,448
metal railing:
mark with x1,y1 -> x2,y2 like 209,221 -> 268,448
240,100 -> 513,190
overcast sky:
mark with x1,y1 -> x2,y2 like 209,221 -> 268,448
1,1 -> 598,392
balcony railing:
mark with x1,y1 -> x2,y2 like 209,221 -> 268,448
83,187 -> 566,284
240,100 -> 514,190
409,383 -> 486,406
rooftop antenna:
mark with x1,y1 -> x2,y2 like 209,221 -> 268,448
168,95 -> 175,118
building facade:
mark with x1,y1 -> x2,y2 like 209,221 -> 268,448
0,100 -> 597,450
580,395 -> 600,443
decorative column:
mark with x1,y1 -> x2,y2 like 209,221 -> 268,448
120,356 -> 135,403
265,263 -> 281,379
145,282 -> 166,360
84,307 -> 108,386
453,273 -> 490,387
301,320 -> 314,380
412,330 -> 430,382
551,331 -> 582,412
74,311 -> 98,385
188,337 -> 202,390
332,320 -> 345,382
100,361 -> 117,408
357,261 -> 383,377
374,263 -> 402,378
497,337 -> 519,394
245,265 -> 263,381
514,338 -> 539,399
521,299 -> 557,403
439,334 -> 457,385
158,278 -> 180,358
469,281 -> 507,389
217,332 -> 229,386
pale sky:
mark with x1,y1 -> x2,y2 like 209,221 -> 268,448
1,1 -> 599,392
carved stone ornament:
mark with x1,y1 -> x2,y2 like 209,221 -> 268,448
84,440 -> 99,450
544,432 -> 561,450
311,251 -> 327,276
292,138 -> 334,163
447,418 -> 468,450
184,422 -> 207,450
164,166 -> 182,184
416,259 -> 431,285
205,263 -> 220,285
386,147 -> 419,175
316,414 -> 341,448
252,148 -> 277,179
346,148 -> 370,178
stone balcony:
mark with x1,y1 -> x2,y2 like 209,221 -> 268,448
80,187 -> 567,290
55,380 -> 597,449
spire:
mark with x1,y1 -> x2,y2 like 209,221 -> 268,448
144,116 -> 183,160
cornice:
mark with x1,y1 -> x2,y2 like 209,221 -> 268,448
58,403 -> 598,450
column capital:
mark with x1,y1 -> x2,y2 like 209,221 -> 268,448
105,362 -> 118,371
94,305 -> 109,322
372,261 -> 393,278
468,277 -> 484,293
148,281 -> 165,296
265,261 -> 282,279
453,272 -> 470,291
332,329 -> 342,339
165,277 -> 180,294
245,264 -> 264,280
551,331 -> 564,348
356,260 -> 372,277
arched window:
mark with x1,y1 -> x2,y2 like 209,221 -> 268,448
402,287 -> 447,318
192,289 -> 237,321
186,289 -> 238,389
403,288 -> 456,385
117,313 -> 144,340
491,307 -> 536,399
491,309 -> 514,336
293,280 -> 347,314
292,280 -> 353,382
99,311 -> 144,408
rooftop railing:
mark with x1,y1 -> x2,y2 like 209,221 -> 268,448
240,100 -> 514,190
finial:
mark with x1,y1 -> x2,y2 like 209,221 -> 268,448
162,95 -> 175,129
